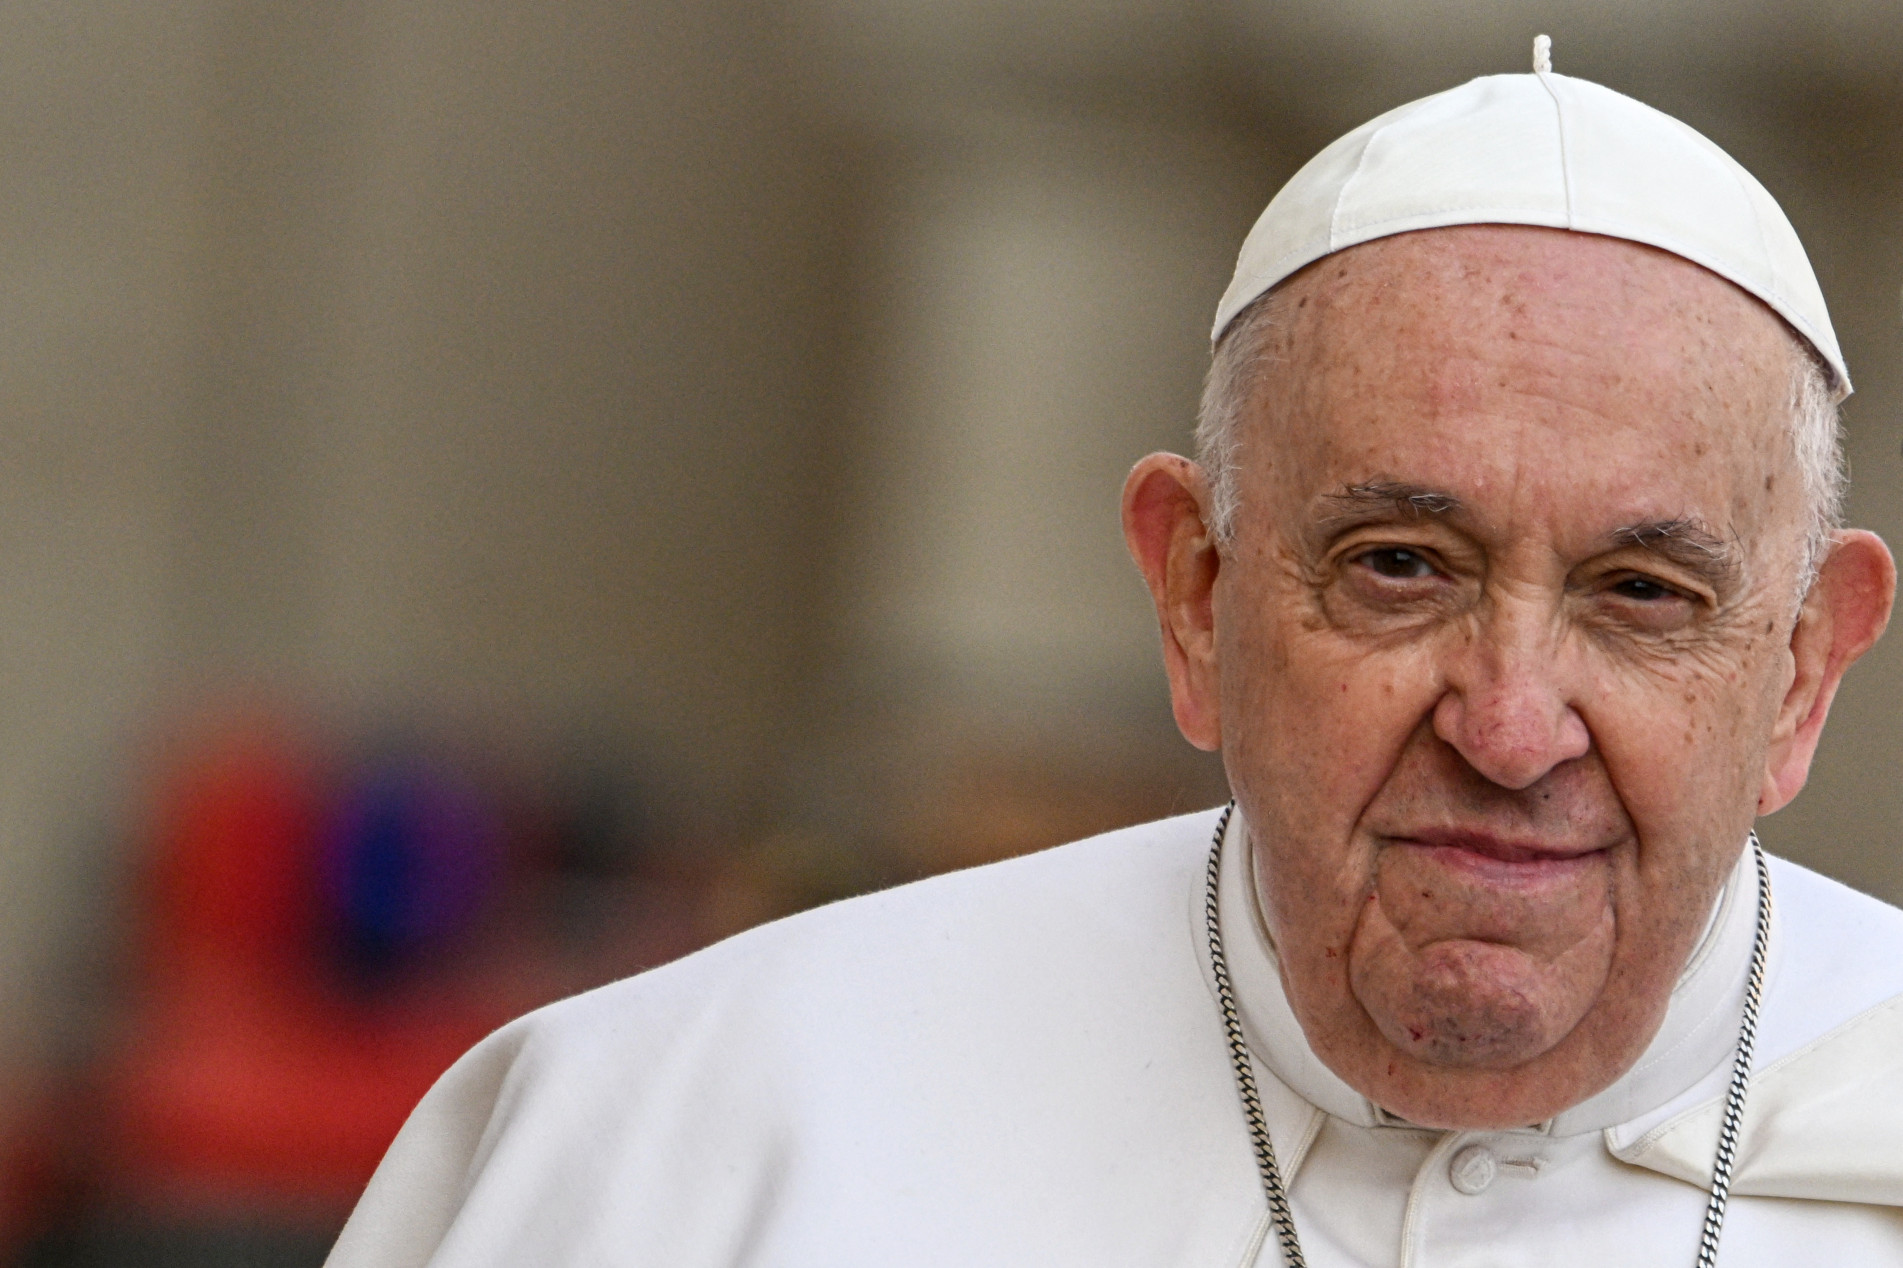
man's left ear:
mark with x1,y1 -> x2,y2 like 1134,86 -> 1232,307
1760,529 -> 1896,814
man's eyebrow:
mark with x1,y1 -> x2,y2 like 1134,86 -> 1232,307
1608,518 -> 1744,587
1312,482 -> 1464,535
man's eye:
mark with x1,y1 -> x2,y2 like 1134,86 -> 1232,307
1611,576 -> 1681,602
1358,547 -> 1436,579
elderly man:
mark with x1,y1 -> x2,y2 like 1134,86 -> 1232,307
327,53 -> 1901,1267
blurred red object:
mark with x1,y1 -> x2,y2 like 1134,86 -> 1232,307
143,716 -> 321,982
86,718 -> 506,1221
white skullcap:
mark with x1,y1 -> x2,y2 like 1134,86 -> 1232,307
1214,63 -> 1850,397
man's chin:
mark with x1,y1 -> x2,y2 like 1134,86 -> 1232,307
1351,939 -> 1598,1069
1354,936 -> 1590,1066
1316,948 -> 1632,1127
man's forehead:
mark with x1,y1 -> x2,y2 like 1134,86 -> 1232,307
1274,225 -> 1784,347
1258,228 -> 1800,451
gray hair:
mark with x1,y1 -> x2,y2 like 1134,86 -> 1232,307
1195,289 -> 1846,603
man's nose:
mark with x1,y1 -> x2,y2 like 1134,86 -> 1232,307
1430,609 -> 1591,790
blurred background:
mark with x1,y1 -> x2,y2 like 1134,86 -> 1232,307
0,0 -> 1897,1261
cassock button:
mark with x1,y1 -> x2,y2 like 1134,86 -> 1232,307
1448,1144 -> 1498,1195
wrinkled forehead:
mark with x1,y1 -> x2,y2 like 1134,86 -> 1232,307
1276,225 -> 1792,368
1245,227 -> 1807,546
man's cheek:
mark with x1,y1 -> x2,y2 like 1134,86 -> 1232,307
1259,848 -> 1371,989
1588,674 -> 1765,843
1294,653 -> 1444,795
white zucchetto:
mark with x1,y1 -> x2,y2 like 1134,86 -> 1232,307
1215,64 -> 1850,397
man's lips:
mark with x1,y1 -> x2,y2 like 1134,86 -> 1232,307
1401,827 -> 1608,863
1386,828 -> 1611,886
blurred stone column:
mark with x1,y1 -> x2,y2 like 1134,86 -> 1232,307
797,5 -> 1284,863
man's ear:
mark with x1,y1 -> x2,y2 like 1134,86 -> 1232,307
1759,529 -> 1896,814
1122,453 -> 1225,751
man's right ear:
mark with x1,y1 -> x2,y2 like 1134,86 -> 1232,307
1121,453 -> 1224,752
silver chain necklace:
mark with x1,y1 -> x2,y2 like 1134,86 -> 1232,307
1202,802 -> 1773,1268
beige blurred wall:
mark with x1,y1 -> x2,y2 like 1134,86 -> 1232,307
0,0 -> 1898,1072
0,3 -> 200,1071
177,0 -> 854,803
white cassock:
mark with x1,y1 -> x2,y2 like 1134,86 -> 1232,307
326,807 -> 1903,1266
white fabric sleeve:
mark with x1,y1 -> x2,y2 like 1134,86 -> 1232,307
324,1023 -> 530,1268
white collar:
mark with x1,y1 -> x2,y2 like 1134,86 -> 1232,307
1204,807 -> 1772,1137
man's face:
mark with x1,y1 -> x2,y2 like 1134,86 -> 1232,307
1218,226 -> 1808,1127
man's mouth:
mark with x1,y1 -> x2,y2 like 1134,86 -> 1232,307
1390,828 -> 1610,886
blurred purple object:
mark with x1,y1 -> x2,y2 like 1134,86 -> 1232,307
317,753 -> 504,979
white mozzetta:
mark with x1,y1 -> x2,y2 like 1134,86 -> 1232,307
326,809 -> 1903,1267
1212,72 -> 1850,398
